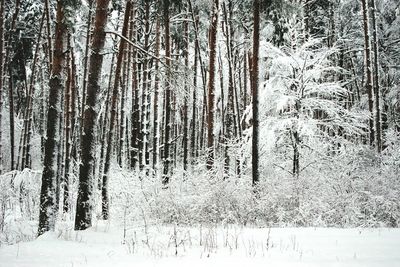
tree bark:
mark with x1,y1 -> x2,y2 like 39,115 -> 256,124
44,0 -> 52,72
251,0 -> 260,187
22,11 -> 45,170
183,11 -> 189,173
361,0 -> 375,146
139,1 -> 151,171
162,0 -> 172,185
130,7 -> 140,170
152,17 -> 161,171
206,0 -> 219,170
190,15 -> 199,165
38,0 -> 66,236
75,0 -> 111,230
370,0 -> 382,152
5,0 -> 21,171
62,34 -> 73,214
81,0 -> 94,131
101,0 -> 132,220
0,0 -> 3,174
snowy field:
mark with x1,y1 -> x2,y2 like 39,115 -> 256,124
1,222 -> 399,267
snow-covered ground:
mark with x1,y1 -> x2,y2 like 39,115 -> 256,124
1,222 -> 399,267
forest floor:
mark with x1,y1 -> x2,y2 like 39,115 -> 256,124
0,221 -> 399,267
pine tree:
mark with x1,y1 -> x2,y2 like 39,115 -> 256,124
183,10 -> 189,173
81,0 -> 94,122
206,0 -> 219,170
361,0 -> 375,146
162,0 -> 172,185
0,0 -> 4,175
101,0 -> 132,220
38,0 -> 66,236
22,11 -> 46,170
370,0 -> 382,152
75,0 -> 112,230
251,0 -> 260,187
152,17 -> 161,171
6,0 -> 21,171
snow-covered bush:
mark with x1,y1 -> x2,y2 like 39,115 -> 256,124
107,142 -> 400,229
0,169 -> 41,245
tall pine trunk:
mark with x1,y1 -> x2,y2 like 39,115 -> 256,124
190,15 -> 199,165
22,11 -> 45,169
162,0 -> 172,185
130,7 -> 140,169
361,0 -> 375,146
251,0 -> 260,187
6,0 -> 21,171
44,0 -> 52,72
63,35 -> 73,214
152,17 -> 161,171
206,0 -> 219,170
183,12 -> 189,173
38,0 -> 66,236
0,0 -> 4,174
139,1 -> 151,171
370,0 -> 382,152
81,0 -> 94,131
75,0 -> 111,230
101,0 -> 132,220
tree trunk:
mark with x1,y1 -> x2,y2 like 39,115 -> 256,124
38,0 -> 66,236
0,0 -> 3,174
183,11 -> 189,173
370,0 -> 382,152
5,0 -> 21,171
361,0 -> 375,146
190,15 -> 199,165
118,29 -> 129,167
44,0 -> 52,72
81,0 -> 94,132
101,0 -> 132,220
62,34 -> 73,214
206,0 -> 219,170
39,68 -> 46,158
152,17 -> 161,171
75,0 -> 111,230
98,30 -> 119,187
70,37 -> 77,159
162,0 -> 172,185
188,1 -> 208,158
223,0 -> 236,174
130,7 -> 140,170
55,70 -> 65,213
138,1 -> 151,171
251,0 -> 260,187
22,11 -> 45,170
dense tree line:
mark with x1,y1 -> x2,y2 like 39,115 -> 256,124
0,0 -> 399,234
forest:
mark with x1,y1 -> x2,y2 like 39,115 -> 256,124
0,0 -> 400,265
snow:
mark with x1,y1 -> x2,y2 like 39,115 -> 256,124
1,222 -> 399,267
